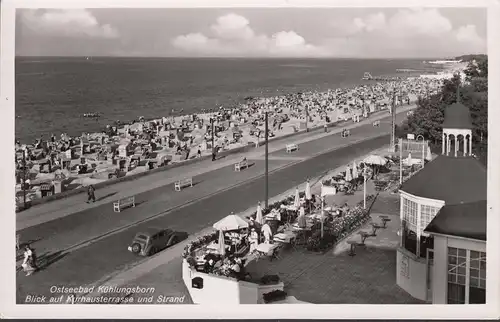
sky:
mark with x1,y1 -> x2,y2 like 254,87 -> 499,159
15,7 -> 487,58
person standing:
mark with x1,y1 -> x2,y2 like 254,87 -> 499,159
86,184 -> 96,203
22,245 -> 36,276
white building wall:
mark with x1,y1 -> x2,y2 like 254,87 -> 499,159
431,234 -> 486,304
396,248 -> 428,301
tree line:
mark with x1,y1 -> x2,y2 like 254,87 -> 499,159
396,55 -> 488,164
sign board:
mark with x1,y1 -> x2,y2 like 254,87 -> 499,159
407,134 -> 415,140
401,255 -> 410,278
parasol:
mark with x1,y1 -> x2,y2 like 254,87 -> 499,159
363,154 -> 387,165
213,214 -> 249,231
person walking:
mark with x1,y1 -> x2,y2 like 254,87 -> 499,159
22,245 -> 36,276
86,184 -> 96,203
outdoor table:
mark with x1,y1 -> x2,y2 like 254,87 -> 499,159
255,243 -> 279,255
206,241 -> 230,254
347,240 -> 357,256
273,231 -> 296,244
264,213 -> 279,221
370,223 -> 383,236
381,218 -> 391,228
357,231 -> 370,245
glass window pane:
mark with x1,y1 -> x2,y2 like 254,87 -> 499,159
470,250 -> 479,259
480,260 -> 486,269
457,275 -> 466,285
458,266 -> 466,276
479,279 -> 486,289
448,283 -> 466,304
480,268 -> 486,279
470,268 -> 479,277
448,247 -> 457,256
448,256 -> 457,265
448,274 -> 454,282
470,259 -> 479,269
470,277 -> 479,287
469,287 -> 486,304
458,248 -> 466,257
458,256 -> 467,265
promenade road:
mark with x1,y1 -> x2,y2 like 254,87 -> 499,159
16,113 -> 409,303
16,106 -> 412,231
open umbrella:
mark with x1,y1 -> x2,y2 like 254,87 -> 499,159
352,161 -> 358,179
305,180 -> 312,200
255,202 -> 263,225
213,214 -> 249,231
218,229 -> 226,257
345,166 -> 352,182
425,146 -> 433,161
363,154 -> 387,165
293,187 -> 300,210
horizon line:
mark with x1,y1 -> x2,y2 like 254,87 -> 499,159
15,55 -> 483,60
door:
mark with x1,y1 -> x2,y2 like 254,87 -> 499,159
426,248 -> 434,302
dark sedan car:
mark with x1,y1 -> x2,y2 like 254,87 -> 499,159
127,228 -> 188,257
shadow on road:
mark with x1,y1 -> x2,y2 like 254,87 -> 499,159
36,250 -> 68,270
96,191 -> 118,202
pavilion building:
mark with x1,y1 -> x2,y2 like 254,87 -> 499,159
395,89 -> 487,304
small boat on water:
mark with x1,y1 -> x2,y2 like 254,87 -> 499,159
82,113 -> 100,118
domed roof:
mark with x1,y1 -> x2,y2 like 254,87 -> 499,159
442,102 -> 473,130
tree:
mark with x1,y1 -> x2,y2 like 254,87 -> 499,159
396,56 -> 488,164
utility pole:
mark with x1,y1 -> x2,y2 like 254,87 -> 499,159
305,104 -> 309,132
390,88 -> 396,152
22,148 -> 27,209
211,118 -> 215,161
265,111 -> 269,208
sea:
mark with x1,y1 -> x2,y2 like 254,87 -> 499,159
15,57 -> 442,143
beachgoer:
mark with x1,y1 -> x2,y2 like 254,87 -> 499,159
86,185 -> 96,203
197,149 -> 201,158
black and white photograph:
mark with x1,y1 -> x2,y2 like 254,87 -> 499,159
1,0 -> 498,319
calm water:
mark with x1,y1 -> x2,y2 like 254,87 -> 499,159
15,57 -> 437,143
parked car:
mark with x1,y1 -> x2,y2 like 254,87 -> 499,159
127,228 -> 188,257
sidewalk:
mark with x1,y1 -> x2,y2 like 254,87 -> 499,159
17,105 -> 414,231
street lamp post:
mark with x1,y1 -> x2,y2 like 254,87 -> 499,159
211,118 -> 215,161
360,162 -> 369,209
417,135 -> 425,168
265,110 -> 269,208
305,104 -> 309,132
22,147 -> 27,209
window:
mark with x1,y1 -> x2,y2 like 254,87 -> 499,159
401,197 -> 419,255
447,247 -> 467,304
469,251 -> 486,304
402,198 -> 418,232
420,205 -> 439,236
447,247 -> 487,304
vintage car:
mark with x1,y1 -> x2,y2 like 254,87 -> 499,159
127,228 -> 187,257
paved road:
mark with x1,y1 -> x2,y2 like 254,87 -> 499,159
17,134 -> 389,303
